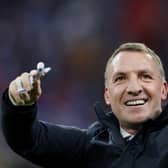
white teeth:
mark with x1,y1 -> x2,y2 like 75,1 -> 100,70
126,100 -> 145,106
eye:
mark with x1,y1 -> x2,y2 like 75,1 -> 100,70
142,73 -> 152,80
114,76 -> 126,82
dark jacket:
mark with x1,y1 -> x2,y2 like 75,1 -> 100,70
1,89 -> 168,168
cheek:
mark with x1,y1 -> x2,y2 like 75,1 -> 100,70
145,82 -> 162,94
145,84 -> 164,104
108,86 -> 124,104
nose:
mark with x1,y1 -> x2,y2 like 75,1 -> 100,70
126,76 -> 142,96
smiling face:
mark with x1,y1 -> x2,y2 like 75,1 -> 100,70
104,51 -> 168,130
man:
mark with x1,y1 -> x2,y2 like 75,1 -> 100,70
1,42 -> 168,168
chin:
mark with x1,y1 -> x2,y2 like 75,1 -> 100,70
128,115 -> 150,125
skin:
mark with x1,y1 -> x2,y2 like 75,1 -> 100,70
9,70 -> 42,105
104,51 -> 168,134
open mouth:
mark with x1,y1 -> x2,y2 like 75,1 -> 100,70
124,99 -> 148,106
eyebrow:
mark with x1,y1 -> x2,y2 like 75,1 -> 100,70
112,72 -> 126,78
112,69 -> 154,77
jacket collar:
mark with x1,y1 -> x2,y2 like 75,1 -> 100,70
94,101 -> 168,145
94,102 -> 124,145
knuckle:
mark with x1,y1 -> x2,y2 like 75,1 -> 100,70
30,69 -> 38,76
21,72 -> 29,79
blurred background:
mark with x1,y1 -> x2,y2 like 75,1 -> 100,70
0,0 -> 168,167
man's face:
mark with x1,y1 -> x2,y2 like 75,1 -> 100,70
104,51 -> 168,128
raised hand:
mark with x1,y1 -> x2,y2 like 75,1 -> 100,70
8,62 -> 51,106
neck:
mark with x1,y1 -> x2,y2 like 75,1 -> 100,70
120,124 -> 141,135
122,128 -> 138,135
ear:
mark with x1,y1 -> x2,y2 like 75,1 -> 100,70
104,87 -> 111,105
161,80 -> 168,100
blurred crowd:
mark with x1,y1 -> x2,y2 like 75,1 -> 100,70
0,0 -> 167,167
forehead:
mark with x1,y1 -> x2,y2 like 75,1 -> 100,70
109,51 -> 158,74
